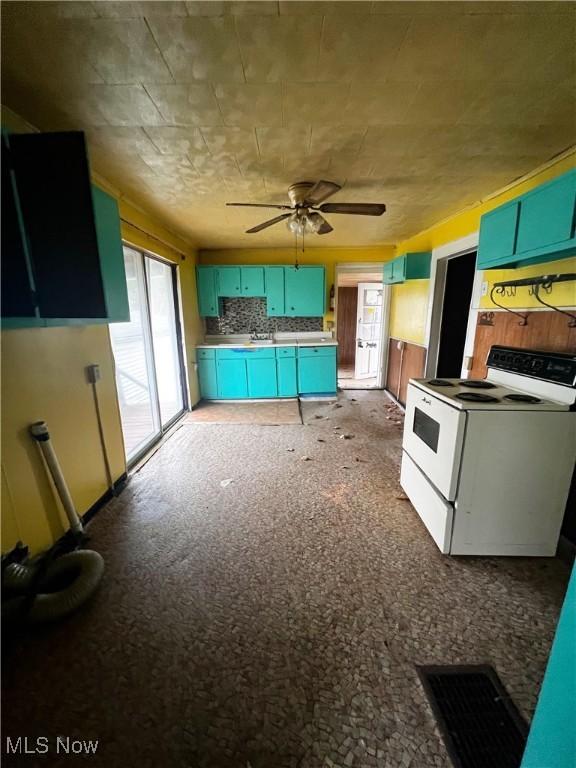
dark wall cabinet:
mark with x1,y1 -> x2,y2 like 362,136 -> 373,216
1,131 -> 129,328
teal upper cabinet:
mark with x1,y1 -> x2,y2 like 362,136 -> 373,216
1,131 -> 129,327
240,266 -> 265,296
383,253 -> 431,284
516,172 -> 575,256
265,266 -> 285,316
196,266 -> 220,317
216,266 -> 241,297
284,266 -> 326,316
91,186 -> 129,323
477,170 -> 576,270
477,201 -> 520,268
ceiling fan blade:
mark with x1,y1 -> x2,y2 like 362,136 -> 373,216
313,214 -> 333,235
318,203 -> 386,216
304,180 -> 341,206
246,213 -> 292,234
227,202 -> 293,210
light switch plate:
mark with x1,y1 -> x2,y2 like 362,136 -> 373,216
481,280 -> 488,296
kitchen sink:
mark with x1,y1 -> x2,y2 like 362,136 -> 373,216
247,339 -> 274,345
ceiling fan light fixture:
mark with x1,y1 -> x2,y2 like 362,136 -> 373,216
306,212 -> 324,234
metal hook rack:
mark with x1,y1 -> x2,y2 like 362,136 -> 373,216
491,272 -> 576,328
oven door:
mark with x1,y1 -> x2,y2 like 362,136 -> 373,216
403,383 -> 466,501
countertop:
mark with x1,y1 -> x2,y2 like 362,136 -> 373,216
197,334 -> 338,349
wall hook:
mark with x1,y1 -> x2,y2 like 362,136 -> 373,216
490,286 -> 528,326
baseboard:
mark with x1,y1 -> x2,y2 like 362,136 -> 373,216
82,473 -> 128,525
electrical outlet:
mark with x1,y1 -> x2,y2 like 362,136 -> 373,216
481,280 -> 488,296
86,364 -> 101,384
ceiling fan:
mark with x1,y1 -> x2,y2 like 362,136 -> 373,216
226,180 -> 386,235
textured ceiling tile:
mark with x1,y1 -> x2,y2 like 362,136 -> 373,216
329,153 -> 375,179
73,19 -> 174,84
309,126 -> 366,155
145,84 -> 223,125
280,1 -> 372,13
459,82 -> 568,127
362,125 -> 428,156
191,152 -> 241,176
214,83 -> 283,126
200,127 -> 259,155
256,126 -> 311,157
144,126 -> 209,155
283,83 -> 351,125
318,15 -> 410,81
85,126 -> 160,154
235,15 -> 323,82
225,2 -> 279,14
402,80 -> 483,127
393,15 -> 472,81
236,155 -> 286,178
93,2 -> 188,17
147,17 -> 245,82
222,176 -> 268,199
185,1 -> 227,15
80,84 -> 166,125
342,82 -> 420,126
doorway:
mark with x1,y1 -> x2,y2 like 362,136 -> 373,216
109,245 -> 187,465
335,265 -> 389,390
436,251 -> 477,377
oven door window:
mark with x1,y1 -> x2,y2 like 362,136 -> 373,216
413,408 -> 440,453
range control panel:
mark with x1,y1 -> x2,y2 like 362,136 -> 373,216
487,346 -> 576,386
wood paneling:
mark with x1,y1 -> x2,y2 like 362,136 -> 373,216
470,310 -> 576,379
386,337 -> 427,405
337,287 -> 358,366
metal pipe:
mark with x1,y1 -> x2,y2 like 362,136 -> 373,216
29,421 -> 83,535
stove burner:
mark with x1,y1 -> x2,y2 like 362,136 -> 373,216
504,393 -> 542,404
428,379 -> 454,387
459,380 -> 497,389
456,392 -> 500,403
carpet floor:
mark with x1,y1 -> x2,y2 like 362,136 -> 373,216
2,390 -> 570,768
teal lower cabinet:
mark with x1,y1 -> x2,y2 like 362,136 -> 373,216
247,357 -> 278,398
217,358 -> 248,398
297,346 -> 337,395
197,354 -> 218,399
276,346 -> 297,396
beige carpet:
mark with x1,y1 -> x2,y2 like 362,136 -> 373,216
186,399 -> 302,425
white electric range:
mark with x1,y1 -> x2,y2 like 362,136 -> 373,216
400,346 -> 576,556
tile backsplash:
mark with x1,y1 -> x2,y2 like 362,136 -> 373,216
205,298 -> 323,335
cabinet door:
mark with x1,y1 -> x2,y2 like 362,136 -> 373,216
217,266 -> 241,297
197,266 -> 219,316
516,172 -> 576,255
247,358 -> 278,398
198,358 -> 218,399
241,266 -> 265,296
391,256 -> 406,283
284,266 -> 325,316
92,186 -> 129,322
298,356 -> 337,394
477,201 -> 520,268
217,358 -> 248,398
383,261 -> 394,284
10,131 -> 107,319
277,357 -> 297,397
1,134 -> 36,319
265,266 -> 285,315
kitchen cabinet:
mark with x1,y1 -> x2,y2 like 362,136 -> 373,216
196,266 -> 220,317
297,346 -> 337,394
197,353 -> 218,399
217,266 -> 241,297
240,266 -> 265,297
276,346 -> 297,396
265,266 -> 285,315
383,253 -> 431,284
247,358 -> 278,398
1,131 -> 129,328
217,357 -> 248,398
477,169 -> 576,270
284,266 -> 325,316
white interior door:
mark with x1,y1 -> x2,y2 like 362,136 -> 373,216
354,282 -> 383,380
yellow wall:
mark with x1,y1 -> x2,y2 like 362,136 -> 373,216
1,112 -> 201,556
199,246 -> 395,327
389,150 -> 576,344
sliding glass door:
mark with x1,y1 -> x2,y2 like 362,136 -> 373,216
110,246 -> 186,464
